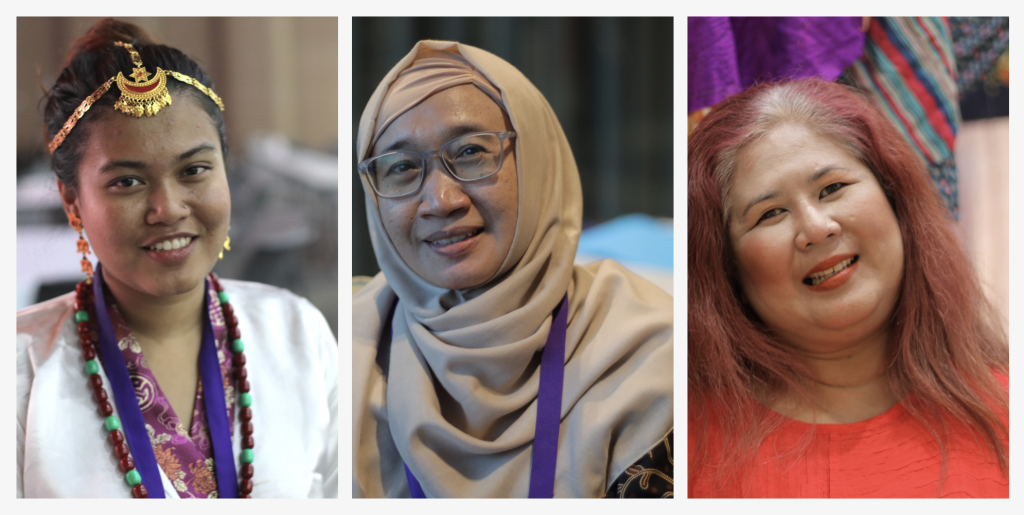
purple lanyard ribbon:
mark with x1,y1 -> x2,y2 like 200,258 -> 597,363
399,294 -> 569,498
93,265 -> 238,498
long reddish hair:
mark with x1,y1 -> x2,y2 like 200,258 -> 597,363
688,79 -> 1008,489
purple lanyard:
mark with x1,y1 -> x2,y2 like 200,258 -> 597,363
93,265 -> 238,498
398,294 -> 568,498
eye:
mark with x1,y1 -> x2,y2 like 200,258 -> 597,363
756,207 -> 785,224
820,182 -> 847,198
387,160 -> 419,176
110,177 -> 142,188
182,165 -> 210,177
455,144 -> 486,158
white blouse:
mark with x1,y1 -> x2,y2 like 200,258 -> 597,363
16,279 -> 338,498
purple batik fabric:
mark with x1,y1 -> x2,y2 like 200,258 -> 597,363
688,17 -> 866,113
104,283 -> 234,498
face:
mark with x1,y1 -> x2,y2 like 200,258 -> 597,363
372,85 -> 518,290
726,123 -> 904,353
61,94 -> 230,300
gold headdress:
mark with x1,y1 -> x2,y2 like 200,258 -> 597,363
47,41 -> 225,154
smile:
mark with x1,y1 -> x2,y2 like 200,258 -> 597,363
804,255 -> 859,286
427,228 -> 482,247
144,236 -> 197,252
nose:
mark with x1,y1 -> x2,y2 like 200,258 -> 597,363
416,155 -> 471,218
145,181 -> 191,225
794,203 -> 840,249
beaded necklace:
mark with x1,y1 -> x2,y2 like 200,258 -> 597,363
74,271 -> 255,498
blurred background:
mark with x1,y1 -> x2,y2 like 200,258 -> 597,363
688,16 -> 1009,331
353,17 -> 674,294
17,17 -> 340,337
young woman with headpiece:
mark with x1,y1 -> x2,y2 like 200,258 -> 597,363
352,40 -> 674,498
687,78 -> 1008,497
16,19 -> 338,498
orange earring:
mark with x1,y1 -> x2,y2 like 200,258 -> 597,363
68,213 -> 94,284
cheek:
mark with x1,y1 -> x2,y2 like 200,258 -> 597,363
493,164 -> 519,238
734,233 -> 792,298
377,202 -> 414,248
198,179 -> 231,225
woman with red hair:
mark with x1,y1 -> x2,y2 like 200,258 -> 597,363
687,79 -> 1008,497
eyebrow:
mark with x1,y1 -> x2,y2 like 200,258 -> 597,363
739,165 -> 848,218
379,124 -> 488,155
98,144 -> 218,174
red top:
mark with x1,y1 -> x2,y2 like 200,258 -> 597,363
688,374 -> 1009,498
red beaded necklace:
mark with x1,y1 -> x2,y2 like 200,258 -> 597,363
74,273 -> 255,498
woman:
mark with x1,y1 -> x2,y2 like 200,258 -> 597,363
16,19 -> 338,498
687,78 -> 1009,497
352,40 -> 673,498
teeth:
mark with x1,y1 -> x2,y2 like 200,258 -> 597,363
808,257 -> 855,286
432,231 -> 476,246
148,237 -> 192,252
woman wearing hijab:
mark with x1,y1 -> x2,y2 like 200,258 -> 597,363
687,79 -> 1008,497
16,19 -> 337,498
352,40 -> 674,498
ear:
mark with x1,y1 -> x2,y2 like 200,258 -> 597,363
57,179 -> 79,222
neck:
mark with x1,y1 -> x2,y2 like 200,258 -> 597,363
775,327 -> 898,424
101,274 -> 207,344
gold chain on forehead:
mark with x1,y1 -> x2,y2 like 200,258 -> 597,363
47,42 -> 225,154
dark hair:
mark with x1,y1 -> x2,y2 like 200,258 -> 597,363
44,18 -> 228,194
688,79 -> 1008,490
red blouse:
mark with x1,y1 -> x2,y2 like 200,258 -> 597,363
688,374 -> 1009,498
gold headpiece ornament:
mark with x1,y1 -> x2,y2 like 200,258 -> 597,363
47,41 -> 225,154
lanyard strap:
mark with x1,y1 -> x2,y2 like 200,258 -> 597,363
401,294 -> 569,498
93,265 -> 237,498
197,282 -> 239,498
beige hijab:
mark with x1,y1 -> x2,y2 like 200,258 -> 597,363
352,40 -> 673,498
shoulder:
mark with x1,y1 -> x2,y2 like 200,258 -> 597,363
351,272 -> 397,334
220,279 -> 328,326
572,259 -> 673,345
576,259 -> 672,306
17,292 -> 76,360
218,279 -> 337,362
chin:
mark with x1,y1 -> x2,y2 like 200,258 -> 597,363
428,268 -> 492,290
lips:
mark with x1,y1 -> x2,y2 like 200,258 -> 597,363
423,226 -> 483,257
424,227 -> 483,246
144,236 -> 197,252
803,254 -> 859,286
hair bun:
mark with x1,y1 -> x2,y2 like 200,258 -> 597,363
64,18 -> 157,66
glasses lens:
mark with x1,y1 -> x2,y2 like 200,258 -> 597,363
442,133 -> 504,180
367,152 -> 423,197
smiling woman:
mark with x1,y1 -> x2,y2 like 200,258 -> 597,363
16,19 -> 337,498
687,79 -> 1009,498
353,41 -> 673,498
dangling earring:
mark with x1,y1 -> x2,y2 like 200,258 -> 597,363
68,212 -> 94,284
219,228 -> 231,260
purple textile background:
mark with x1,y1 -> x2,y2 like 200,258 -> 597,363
688,17 -> 866,113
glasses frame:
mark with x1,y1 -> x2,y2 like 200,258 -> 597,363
358,131 -> 517,199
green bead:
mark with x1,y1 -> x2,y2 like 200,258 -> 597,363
104,415 -> 120,432
125,469 -> 142,486
232,339 -> 245,353
239,392 -> 252,408
75,310 -> 89,323
240,449 -> 254,464
84,359 -> 99,376
218,291 -> 230,304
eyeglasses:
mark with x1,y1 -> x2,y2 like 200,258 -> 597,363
358,131 -> 516,199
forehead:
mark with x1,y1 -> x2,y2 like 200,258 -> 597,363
729,124 -> 859,197
82,95 -> 220,162
373,85 -> 507,154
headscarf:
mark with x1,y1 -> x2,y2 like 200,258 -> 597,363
352,40 -> 673,498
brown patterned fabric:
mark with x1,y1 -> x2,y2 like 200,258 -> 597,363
604,430 -> 674,498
